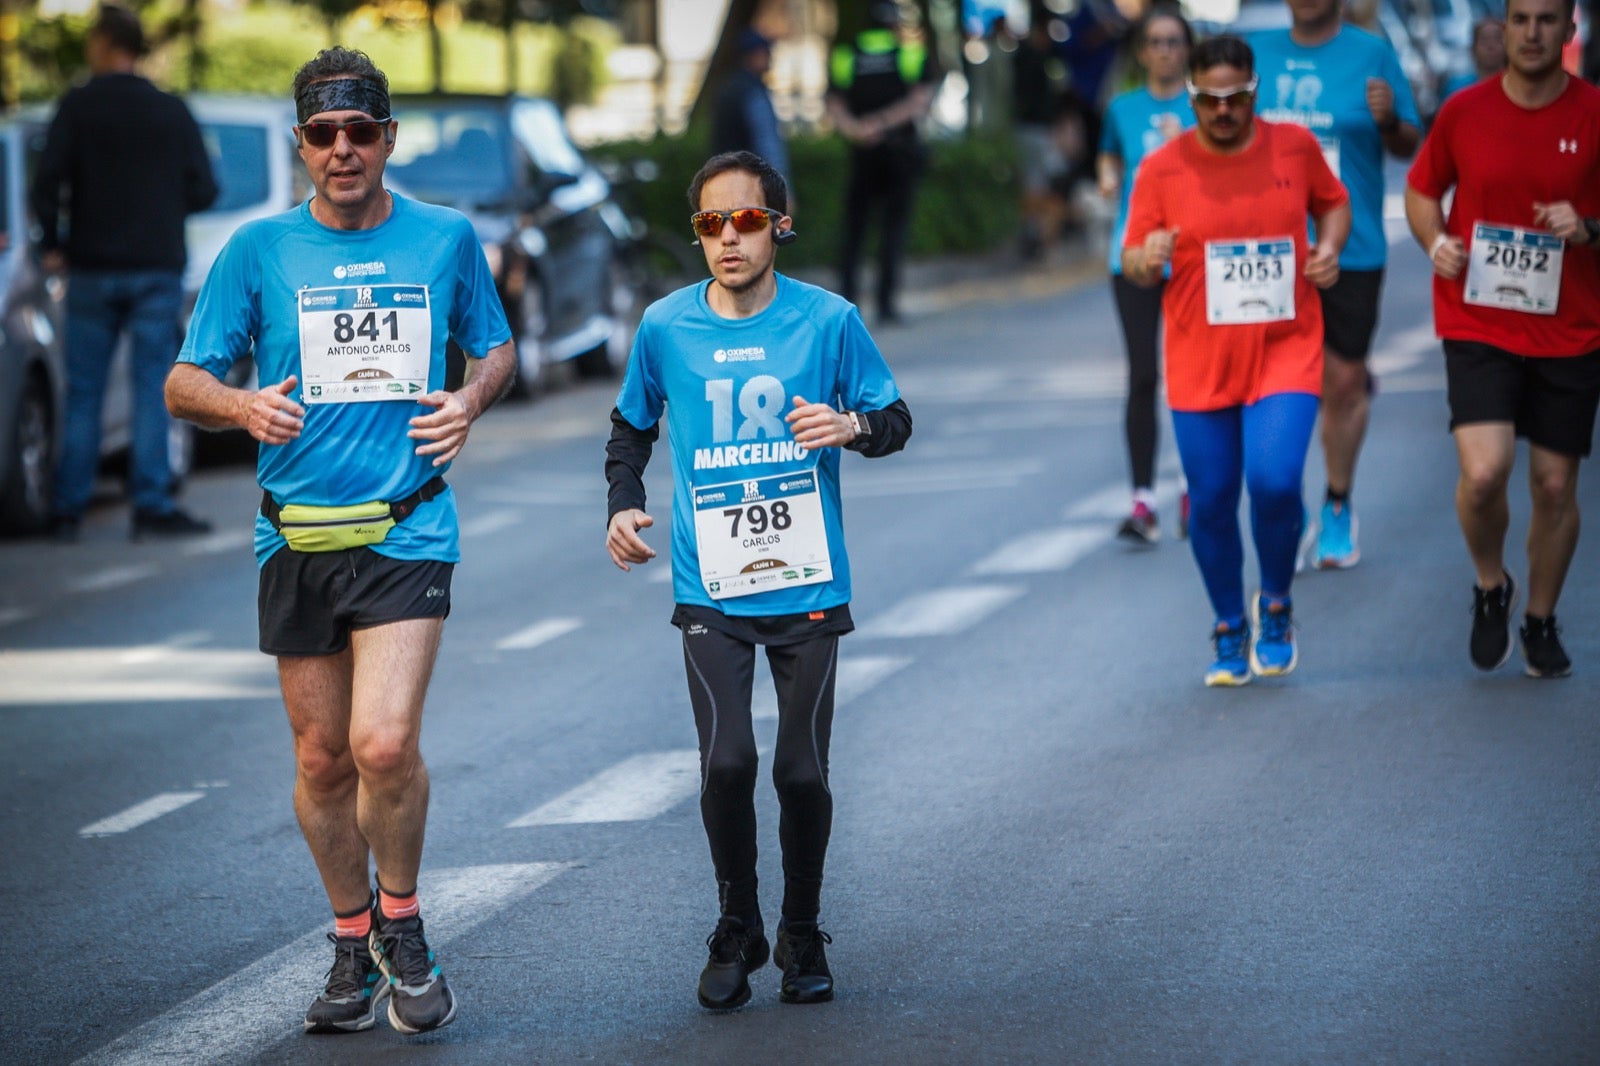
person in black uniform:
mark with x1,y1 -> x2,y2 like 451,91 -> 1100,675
825,1 -> 941,325
32,3 -> 217,541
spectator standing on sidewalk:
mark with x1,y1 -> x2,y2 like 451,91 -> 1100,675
826,1 -> 940,326
31,3 -> 217,542
712,28 -> 791,186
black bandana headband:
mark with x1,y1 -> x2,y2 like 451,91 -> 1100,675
295,76 -> 391,125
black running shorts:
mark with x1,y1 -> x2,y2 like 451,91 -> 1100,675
1443,340 -> 1600,458
1318,268 -> 1384,361
258,547 -> 453,656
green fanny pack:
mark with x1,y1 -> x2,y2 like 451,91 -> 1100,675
262,476 -> 445,553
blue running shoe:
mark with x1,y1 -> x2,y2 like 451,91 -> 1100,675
1249,595 -> 1298,676
1312,500 -> 1359,569
1204,618 -> 1252,687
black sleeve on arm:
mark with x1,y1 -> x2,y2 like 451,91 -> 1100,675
605,406 -> 658,522
844,398 -> 912,458
30,105 -> 71,253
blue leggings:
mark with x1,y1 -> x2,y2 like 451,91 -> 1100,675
1171,392 -> 1319,624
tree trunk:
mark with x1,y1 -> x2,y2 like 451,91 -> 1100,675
429,0 -> 444,93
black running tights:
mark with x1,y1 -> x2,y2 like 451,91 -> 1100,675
1112,273 -> 1166,491
682,625 -> 837,927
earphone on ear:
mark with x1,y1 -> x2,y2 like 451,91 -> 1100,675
774,227 -> 799,246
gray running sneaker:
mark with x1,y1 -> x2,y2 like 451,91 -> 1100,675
369,913 -> 457,1034
304,933 -> 387,1034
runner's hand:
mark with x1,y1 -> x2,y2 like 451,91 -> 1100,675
244,376 -> 304,445
607,509 -> 655,571
1366,78 -> 1395,128
1430,235 -> 1468,280
1304,243 -> 1341,289
1532,201 -> 1585,243
787,395 -> 855,450
1140,227 -> 1178,279
409,390 -> 472,467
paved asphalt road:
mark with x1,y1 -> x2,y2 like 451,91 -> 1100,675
1,220 -> 1596,1065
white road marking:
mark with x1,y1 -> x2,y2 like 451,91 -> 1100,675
646,564 -> 674,584
76,862 -> 572,1066
78,791 -> 206,837
179,529 -> 253,556
847,460 -> 1044,498
460,508 -> 522,538
0,606 -> 34,628
856,584 -> 1026,639
972,525 -> 1110,575
495,617 -> 583,651
0,647 -> 277,705
507,750 -> 701,826
68,564 -> 158,594
753,654 -> 913,721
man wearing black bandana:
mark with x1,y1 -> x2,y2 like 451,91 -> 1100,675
167,47 -> 516,1037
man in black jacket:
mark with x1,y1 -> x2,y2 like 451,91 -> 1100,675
32,4 -> 217,541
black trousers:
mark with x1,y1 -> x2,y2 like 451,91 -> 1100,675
682,624 -> 838,927
838,142 -> 924,318
1112,273 -> 1166,491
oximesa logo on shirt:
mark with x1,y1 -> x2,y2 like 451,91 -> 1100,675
713,346 -> 766,363
334,261 -> 387,279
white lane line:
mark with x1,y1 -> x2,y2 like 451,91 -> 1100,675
494,617 -> 583,651
461,508 -> 521,538
753,654 -> 913,721
77,862 -> 572,1066
180,529 -> 253,556
68,564 -> 158,594
0,647 -> 277,705
78,791 -> 206,837
847,460 -> 1044,499
0,606 -> 34,628
507,750 -> 700,826
646,564 -> 673,583
856,584 -> 1026,639
972,525 -> 1110,576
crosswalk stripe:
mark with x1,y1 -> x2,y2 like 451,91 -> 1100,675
971,526 -> 1109,575
507,750 -> 700,826
0,647 -> 277,705
753,654 -> 913,721
460,508 -> 522,538
494,617 -> 583,651
855,584 -> 1026,639
79,791 -> 206,837
179,529 -> 253,556
68,565 -> 158,594
77,862 -> 573,1066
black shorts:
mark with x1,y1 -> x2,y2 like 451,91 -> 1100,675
1318,268 -> 1384,361
1443,340 -> 1600,458
258,547 -> 453,656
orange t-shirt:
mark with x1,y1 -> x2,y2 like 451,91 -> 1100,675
1124,120 -> 1349,412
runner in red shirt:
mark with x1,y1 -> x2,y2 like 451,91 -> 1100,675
1405,0 -> 1600,679
1124,34 -> 1350,686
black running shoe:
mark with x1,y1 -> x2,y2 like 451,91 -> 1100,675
130,507 -> 212,540
773,923 -> 834,1005
304,933 -> 387,1034
1469,573 -> 1517,670
1521,615 -> 1572,679
697,917 -> 769,1010
369,913 -> 456,1034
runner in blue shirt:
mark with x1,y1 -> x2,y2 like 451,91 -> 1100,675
1252,0 -> 1420,569
166,47 -> 514,1039
605,151 -> 911,1011
1097,4 -> 1196,544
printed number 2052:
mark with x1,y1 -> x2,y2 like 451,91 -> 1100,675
1484,244 -> 1550,272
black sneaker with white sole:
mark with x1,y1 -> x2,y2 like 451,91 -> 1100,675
1469,573 -> 1517,670
1521,615 -> 1572,679
369,913 -> 456,1034
304,933 -> 387,1034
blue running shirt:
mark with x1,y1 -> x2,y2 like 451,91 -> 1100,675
1101,86 -> 1196,275
1251,25 -> 1418,270
615,274 -> 900,616
179,195 -> 512,565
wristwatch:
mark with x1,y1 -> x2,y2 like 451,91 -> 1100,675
1583,217 -> 1600,247
846,411 -> 870,439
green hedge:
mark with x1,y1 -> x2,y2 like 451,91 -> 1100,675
590,130 -> 1021,271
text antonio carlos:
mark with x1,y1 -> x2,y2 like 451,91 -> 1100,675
604,151 -> 911,1010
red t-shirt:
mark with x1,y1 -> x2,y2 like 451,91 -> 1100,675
1408,75 -> 1600,356
1124,121 -> 1348,412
